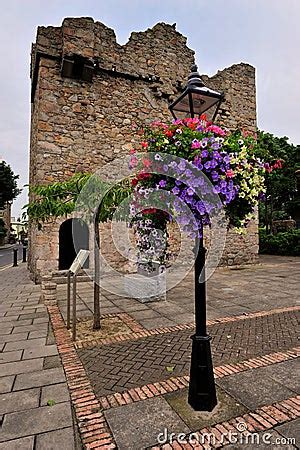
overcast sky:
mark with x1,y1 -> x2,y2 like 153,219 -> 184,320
1,0 -> 299,217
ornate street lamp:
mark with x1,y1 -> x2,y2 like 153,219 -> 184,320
169,64 -> 224,412
169,64 -> 224,122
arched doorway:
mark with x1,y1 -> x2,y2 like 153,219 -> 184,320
59,219 -> 89,270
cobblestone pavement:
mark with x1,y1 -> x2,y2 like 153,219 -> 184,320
78,309 -> 299,396
0,265 -> 78,449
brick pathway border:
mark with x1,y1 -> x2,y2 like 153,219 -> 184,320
75,306 -> 300,349
48,305 -> 116,449
48,303 -> 299,449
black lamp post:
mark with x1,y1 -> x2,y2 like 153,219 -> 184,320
169,64 -> 224,412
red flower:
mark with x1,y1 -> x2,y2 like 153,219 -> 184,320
129,148 -> 136,154
226,169 -> 235,178
273,159 -> 283,170
143,208 -> 157,214
137,172 -> 151,180
131,178 -> 138,186
141,141 -> 148,149
164,130 -> 173,138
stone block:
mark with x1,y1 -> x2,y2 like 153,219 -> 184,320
0,402 -> 73,442
40,382 -> 70,405
0,358 -> 43,377
0,436 -> 34,450
23,344 -> 58,360
14,368 -> 65,391
0,388 -> 40,415
105,396 -> 189,449
0,376 -> 15,394
4,338 -> 47,352
35,427 -> 75,450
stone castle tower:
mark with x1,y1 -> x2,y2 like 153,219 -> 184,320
29,17 -> 258,281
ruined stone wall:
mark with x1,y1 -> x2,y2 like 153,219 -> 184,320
29,17 -> 258,281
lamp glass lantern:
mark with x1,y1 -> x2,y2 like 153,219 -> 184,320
169,64 -> 224,121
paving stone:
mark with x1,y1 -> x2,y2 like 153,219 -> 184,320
35,427 -> 75,450
0,402 -> 73,442
33,318 -> 49,324
0,319 -> 32,328
258,359 -> 300,393
129,309 -> 161,320
12,324 -> 48,334
18,312 -> 46,320
28,330 -> 48,339
0,358 -> 43,377
43,355 -> 62,370
275,418 -> 299,447
0,332 -> 28,343
0,327 -> 13,335
0,316 -> 19,322
0,350 -> 22,364
23,345 -> 58,360
14,368 -> 65,391
0,376 -> 14,394
105,396 -> 190,449
0,436 -> 34,450
217,369 -> 295,410
4,338 -> 47,352
0,388 -> 40,414
5,310 -> 23,316
139,317 -> 176,330
40,383 -> 70,406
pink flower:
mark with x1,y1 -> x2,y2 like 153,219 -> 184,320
191,139 -> 201,149
130,156 -> 138,167
206,124 -> 226,136
226,169 -> 235,178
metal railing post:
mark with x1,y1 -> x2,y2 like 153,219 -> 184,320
67,271 -> 71,329
72,274 -> 77,341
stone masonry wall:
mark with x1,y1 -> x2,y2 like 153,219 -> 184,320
29,17 -> 258,282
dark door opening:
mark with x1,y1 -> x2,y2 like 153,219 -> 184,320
59,219 -> 89,270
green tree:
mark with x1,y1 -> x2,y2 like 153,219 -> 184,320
0,161 -> 21,209
26,173 -> 130,330
256,131 -> 300,232
0,218 -> 7,244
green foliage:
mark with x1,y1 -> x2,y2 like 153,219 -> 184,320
259,228 -> 300,256
0,161 -> 21,209
46,399 -> 56,407
0,218 -> 7,238
256,131 -> 300,229
26,173 -> 132,224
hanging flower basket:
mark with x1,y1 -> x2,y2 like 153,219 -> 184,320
127,115 -> 268,276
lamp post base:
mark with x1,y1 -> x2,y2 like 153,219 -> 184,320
188,334 -> 217,412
